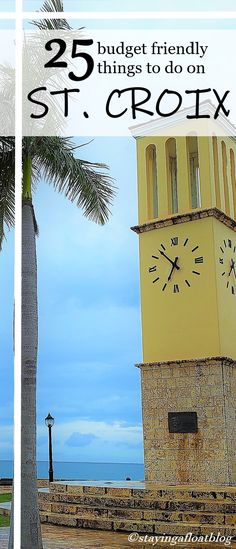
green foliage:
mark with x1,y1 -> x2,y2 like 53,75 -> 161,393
40,0 -> 64,10
0,134 -> 115,247
0,0 -> 115,250
0,138 -> 15,250
23,136 -> 115,225
32,0 -> 72,30
0,494 -> 11,527
0,494 -> 12,503
0,514 -> 10,527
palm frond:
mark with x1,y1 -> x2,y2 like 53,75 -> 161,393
0,138 -> 15,249
31,137 -> 116,225
32,0 -> 72,30
40,0 -> 64,10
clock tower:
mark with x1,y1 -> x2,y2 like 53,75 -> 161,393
131,110 -> 236,485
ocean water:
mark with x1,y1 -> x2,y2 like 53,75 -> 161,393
0,460 -> 144,481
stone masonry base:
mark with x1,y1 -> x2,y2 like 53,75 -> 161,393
137,357 -> 236,485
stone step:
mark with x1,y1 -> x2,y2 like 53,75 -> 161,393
40,483 -> 236,538
38,491 -> 236,514
49,482 -> 236,503
39,501 -> 236,526
40,512 -> 235,537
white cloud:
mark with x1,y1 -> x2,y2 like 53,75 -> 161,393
37,418 -> 143,462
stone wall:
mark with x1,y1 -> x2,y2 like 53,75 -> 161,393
223,362 -> 236,483
137,357 -> 236,485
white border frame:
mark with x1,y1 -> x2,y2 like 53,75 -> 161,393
1,11 -> 236,19
0,5 -> 235,549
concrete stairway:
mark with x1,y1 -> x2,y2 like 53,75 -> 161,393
39,481 -> 236,538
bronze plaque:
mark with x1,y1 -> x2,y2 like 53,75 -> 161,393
168,412 -> 198,433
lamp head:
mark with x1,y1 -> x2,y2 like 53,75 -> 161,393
45,413 -> 54,428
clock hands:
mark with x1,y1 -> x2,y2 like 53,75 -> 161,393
228,259 -> 236,279
159,249 -> 180,270
219,239 -> 236,294
168,257 -> 179,281
148,238 -> 206,293
158,250 -> 180,284
149,238 -> 205,292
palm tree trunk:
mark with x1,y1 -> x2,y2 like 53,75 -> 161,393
21,198 -> 42,549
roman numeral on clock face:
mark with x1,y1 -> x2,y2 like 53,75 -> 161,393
173,284 -> 179,293
171,237 -> 178,246
195,257 -> 203,264
149,237 -> 205,293
219,239 -> 236,296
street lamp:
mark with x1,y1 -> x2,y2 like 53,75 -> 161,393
45,413 -> 54,483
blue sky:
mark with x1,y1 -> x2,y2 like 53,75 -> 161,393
0,137 -> 144,464
0,231 -> 14,462
1,0 -> 236,468
1,0 -> 236,12
0,1 -> 14,11
35,136 -> 143,463
2,3 -> 236,31
22,0 -> 236,11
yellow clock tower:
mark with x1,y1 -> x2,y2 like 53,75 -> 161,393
131,109 -> 236,485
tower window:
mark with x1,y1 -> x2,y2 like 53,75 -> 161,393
187,136 -> 201,209
146,144 -> 158,219
212,136 -> 221,209
221,141 -> 230,215
166,138 -> 178,214
230,148 -> 236,220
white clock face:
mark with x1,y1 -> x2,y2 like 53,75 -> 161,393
219,238 -> 236,296
148,235 -> 204,293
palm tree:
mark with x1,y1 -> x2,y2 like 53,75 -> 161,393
0,4 -> 115,549
1,142 -> 114,549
